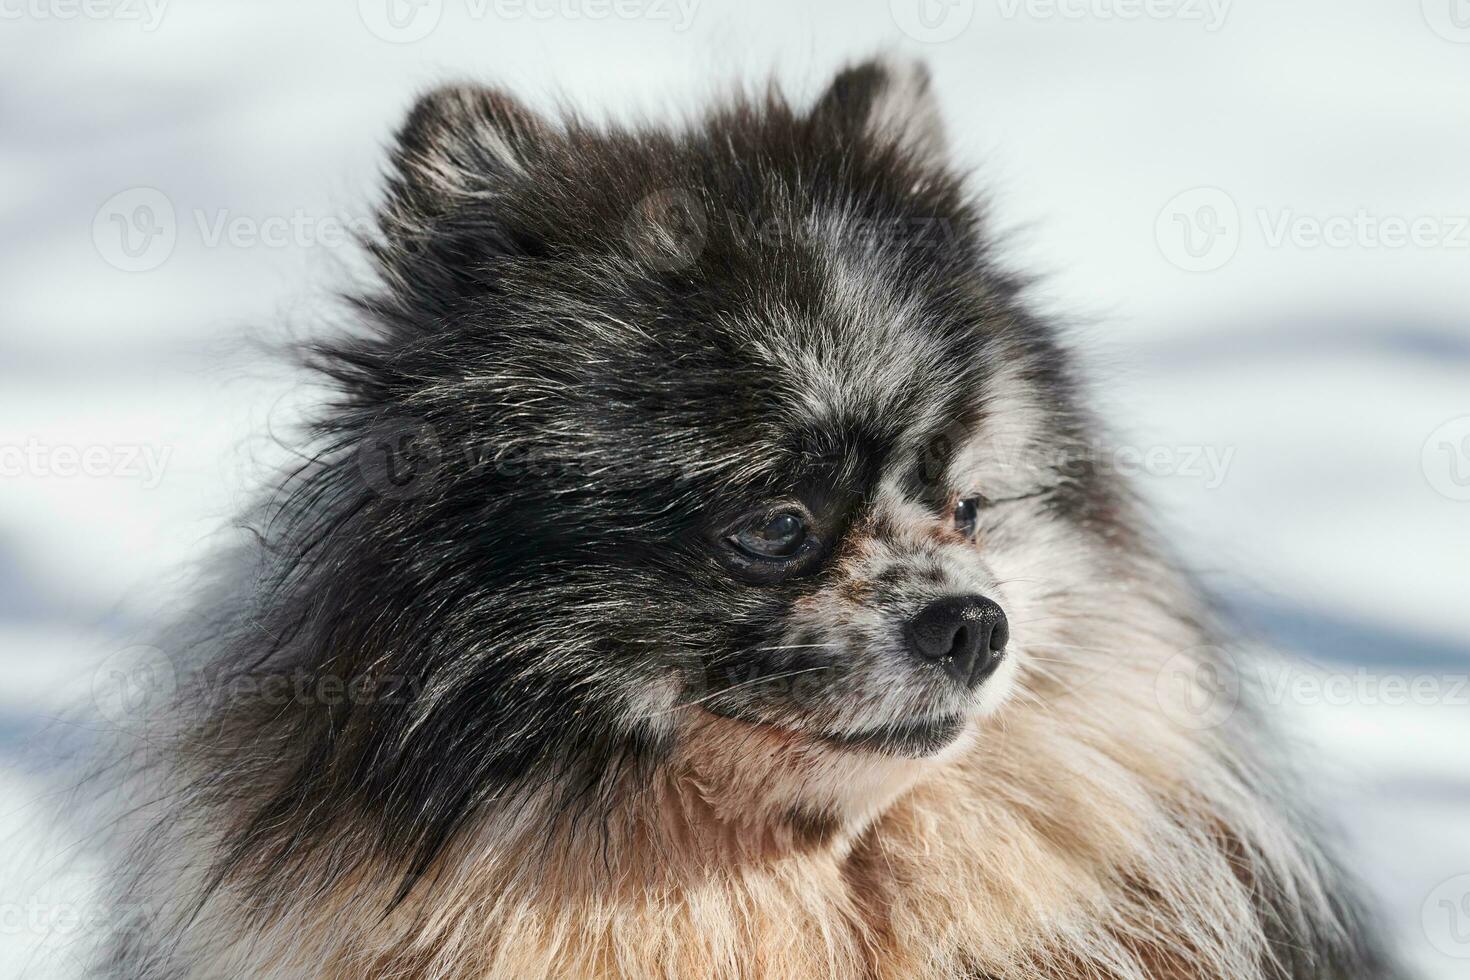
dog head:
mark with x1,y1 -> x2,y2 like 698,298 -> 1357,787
263,58 -> 1120,874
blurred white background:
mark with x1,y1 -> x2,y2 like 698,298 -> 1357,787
2,1 -> 1468,976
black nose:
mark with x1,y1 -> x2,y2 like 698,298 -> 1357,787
905,595 -> 1009,688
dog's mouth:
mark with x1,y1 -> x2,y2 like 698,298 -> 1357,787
818,714 -> 968,757
699,706 -> 968,758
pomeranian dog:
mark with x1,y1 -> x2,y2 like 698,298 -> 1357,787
98,58 -> 1400,979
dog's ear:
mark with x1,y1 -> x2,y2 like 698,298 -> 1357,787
810,57 -> 948,164
370,84 -> 555,310
388,83 -> 550,219
382,82 -> 552,233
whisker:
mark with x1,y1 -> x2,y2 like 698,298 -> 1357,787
1025,643 -> 1123,655
650,666 -> 836,716
752,642 -> 838,653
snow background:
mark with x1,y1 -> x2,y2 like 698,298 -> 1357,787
2,0 -> 1467,975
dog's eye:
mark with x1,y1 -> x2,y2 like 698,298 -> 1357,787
730,511 -> 808,559
954,496 -> 986,538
